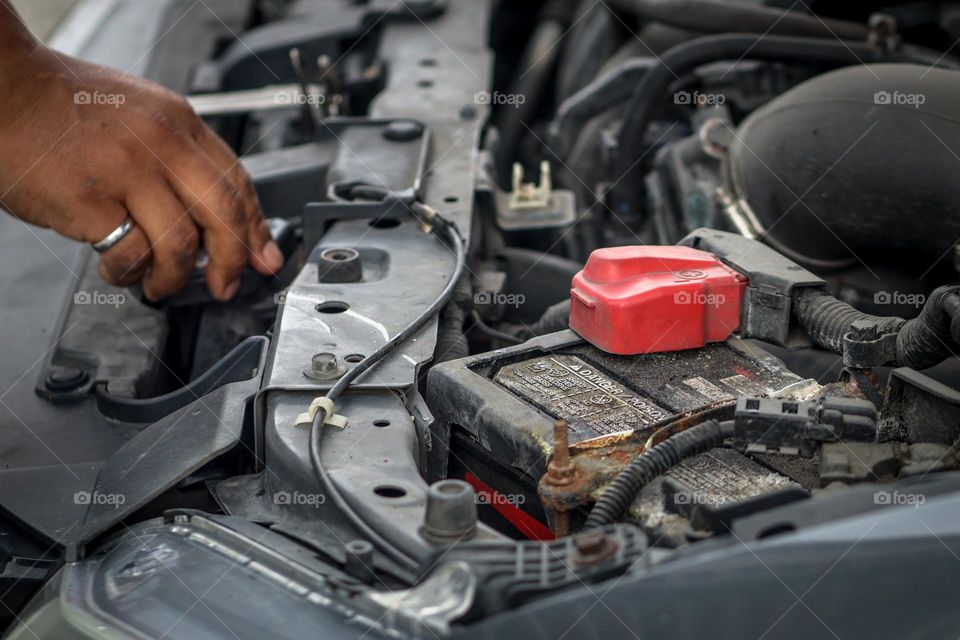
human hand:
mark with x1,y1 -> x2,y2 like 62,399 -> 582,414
0,40 -> 283,300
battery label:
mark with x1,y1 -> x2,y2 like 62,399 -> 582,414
494,355 -> 671,437
682,376 -> 734,402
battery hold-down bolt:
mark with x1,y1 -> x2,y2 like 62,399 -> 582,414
539,419 -> 579,537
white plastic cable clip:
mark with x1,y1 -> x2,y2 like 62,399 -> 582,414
294,396 -> 348,429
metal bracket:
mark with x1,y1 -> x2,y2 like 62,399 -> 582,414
679,229 -> 825,347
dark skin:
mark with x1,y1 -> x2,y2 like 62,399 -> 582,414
0,2 -> 283,301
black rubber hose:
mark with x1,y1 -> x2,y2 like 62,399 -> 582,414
550,58 -> 654,157
495,0 -> 570,178
557,0 -> 621,101
896,286 -> 960,369
605,0 -> 868,40
309,208 -> 467,570
793,289 -> 903,354
516,299 -> 571,339
434,303 -> 469,362
434,274 -> 472,362
470,310 -> 523,346
585,420 -> 735,529
944,293 -> 960,345
615,34 -> 881,211
794,286 -> 960,368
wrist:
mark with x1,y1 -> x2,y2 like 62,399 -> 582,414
0,41 -> 59,130
0,1 -> 37,56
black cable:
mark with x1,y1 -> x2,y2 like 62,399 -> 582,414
614,34 -> 881,211
514,299 -> 571,340
605,0 -> 868,40
469,310 -> 523,345
309,206 -> 467,570
584,420 -> 735,529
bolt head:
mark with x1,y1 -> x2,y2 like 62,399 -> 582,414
312,353 -> 338,372
45,368 -> 89,392
573,531 -> 606,554
304,353 -> 346,381
849,319 -> 878,340
383,119 -> 424,142
571,531 -> 619,568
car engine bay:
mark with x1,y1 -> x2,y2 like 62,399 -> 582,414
2,0 -> 960,638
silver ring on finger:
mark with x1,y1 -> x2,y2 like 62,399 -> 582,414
92,217 -> 136,253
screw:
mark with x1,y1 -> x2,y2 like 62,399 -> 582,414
543,420 -> 577,537
554,510 -> 571,539
571,531 -> 619,568
546,420 -> 576,486
573,531 -> 606,556
383,119 -> 425,142
312,353 -> 338,374
303,352 -> 346,381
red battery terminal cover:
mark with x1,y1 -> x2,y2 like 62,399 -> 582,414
569,246 -> 748,355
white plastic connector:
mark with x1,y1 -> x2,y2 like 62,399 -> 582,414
295,396 -> 348,429
509,161 -> 552,211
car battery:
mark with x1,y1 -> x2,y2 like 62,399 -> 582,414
425,330 -> 816,527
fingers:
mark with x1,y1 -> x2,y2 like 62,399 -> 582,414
193,125 -> 283,276
247,216 -> 282,275
124,180 -> 200,301
163,147 -> 251,300
100,122 -> 281,301
98,225 -> 152,286
92,205 -> 153,287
